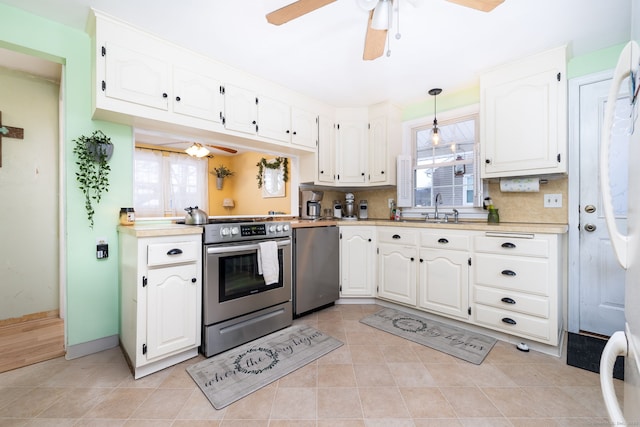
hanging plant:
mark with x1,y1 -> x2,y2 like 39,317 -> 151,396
256,157 -> 288,188
73,130 -> 113,228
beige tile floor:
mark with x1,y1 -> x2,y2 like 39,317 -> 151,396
0,304 -> 624,426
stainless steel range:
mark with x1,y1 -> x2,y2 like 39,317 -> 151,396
201,219 -> 293,357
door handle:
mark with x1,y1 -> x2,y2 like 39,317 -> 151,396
585,204 -> 596,213
501,269 -> 516,276
392,234 -> 401,239
437,238 -> 449,244
167,248 -> 183,256
584,223 -> 597,232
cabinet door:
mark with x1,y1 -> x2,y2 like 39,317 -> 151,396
419,249 -> 469,319
481,46 -> 566,178
291,108 -> 318,149
104,41 -> 170,111
336,121 -> 367,184
317,115 -> 335,183
258,95 -> 291,142
368,116 -> 388,184
173,66 -> 223,123
146,263 -> 200,360
224,84 -> 258,134
340,227 -> 375,297
377,243 -> 417,306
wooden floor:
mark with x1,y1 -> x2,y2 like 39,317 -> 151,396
0,312 -> 65,373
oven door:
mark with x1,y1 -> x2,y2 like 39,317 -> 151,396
203,238 -> 292,325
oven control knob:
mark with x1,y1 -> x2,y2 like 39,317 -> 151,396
283,224 -> 290,231
220,227 -> 230,236
231,226 -> 239,235
269,225 -> 276,233
276,224 -> 283,232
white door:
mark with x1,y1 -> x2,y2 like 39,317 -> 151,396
377,243 -> 417,305
339,227 -> 375,297
578,77 -> 627,336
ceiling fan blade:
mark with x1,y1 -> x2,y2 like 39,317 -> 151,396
203,144 -> 238,154
445,0 -> 505,12
363,10 -> 387,61
266,0 -> 337,25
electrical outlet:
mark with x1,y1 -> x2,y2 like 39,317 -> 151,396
388,198 -> 395,208
544,193 -> 562,208
96,237 -> 108,259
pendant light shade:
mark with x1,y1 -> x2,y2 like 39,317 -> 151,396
429,88 -> 442,145
371,0 -> 392,30
185,142 -> 210,158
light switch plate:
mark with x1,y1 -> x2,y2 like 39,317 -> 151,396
544,193 -> 562,208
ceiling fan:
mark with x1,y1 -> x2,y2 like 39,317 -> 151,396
266,0 -> 505,60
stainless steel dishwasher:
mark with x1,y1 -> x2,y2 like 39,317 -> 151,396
293,225 -> 340,316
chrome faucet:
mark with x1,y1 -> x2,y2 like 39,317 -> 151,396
434,193 -> 442,220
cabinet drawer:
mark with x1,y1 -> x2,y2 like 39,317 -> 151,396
474,304 -> 551,341
377,228 -> 419,246
474,254 -> 549,295
420,231 -> 469,251
474,235 -> 548,257
147,241 -> 200,267
474,286 -> 549,318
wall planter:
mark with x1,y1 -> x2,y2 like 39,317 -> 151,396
73,130 -> 113,228
211,165 -> 234,190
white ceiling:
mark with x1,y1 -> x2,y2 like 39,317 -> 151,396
0,0 -> 632,109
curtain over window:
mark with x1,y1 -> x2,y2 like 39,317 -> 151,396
134,148 -> 208,217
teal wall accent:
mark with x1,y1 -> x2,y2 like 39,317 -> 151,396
401,44 -> 626,121
0,3 -> 133,348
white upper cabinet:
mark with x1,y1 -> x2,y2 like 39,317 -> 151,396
336,120 -> 368,184
223,84 -> 258,135
290,107 -> 318,149
103,41 -> 170,111
257,96 -> 319,148
172,66 -> 224,124
317,115 -> 335,184
90,10 -> 325,155
327,103 -> 400,187
481,46 -> 567,178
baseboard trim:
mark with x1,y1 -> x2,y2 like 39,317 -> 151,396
65,334 -> 119,360
567,332 -> 624,380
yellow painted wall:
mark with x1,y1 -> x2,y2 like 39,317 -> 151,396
208,152 -> 292,216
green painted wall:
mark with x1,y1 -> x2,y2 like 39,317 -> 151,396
0,3 -> 133,348
402,44 -> 627,122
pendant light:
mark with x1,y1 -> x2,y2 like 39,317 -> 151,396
429,88 -> 442,145
185,142 -> 210,158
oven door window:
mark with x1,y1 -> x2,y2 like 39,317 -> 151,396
219,248 -> 284,302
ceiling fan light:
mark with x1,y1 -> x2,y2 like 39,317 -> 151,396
185,143 -> 210,158
371,0 -> 391,30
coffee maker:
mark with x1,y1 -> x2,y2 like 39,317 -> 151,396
300,190 -> 323,219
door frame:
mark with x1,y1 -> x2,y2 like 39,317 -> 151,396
567,69 -> 613,334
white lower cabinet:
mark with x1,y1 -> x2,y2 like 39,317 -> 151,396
377,228 -> 418,306
339,224 -> 565,348
118,227 -> 202,379
418,230 -> 471,320
339,226 -> 376,297
472,232 -> 562,346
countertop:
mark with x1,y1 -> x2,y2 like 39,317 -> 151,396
117,223 -> 204,237
290,218 -> 568,234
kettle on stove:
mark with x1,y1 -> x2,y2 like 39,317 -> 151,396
184,206 -> 208,225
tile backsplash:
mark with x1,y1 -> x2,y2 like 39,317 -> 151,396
307,177 -> 568,224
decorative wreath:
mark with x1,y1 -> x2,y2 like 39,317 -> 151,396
256,157 -> 289,188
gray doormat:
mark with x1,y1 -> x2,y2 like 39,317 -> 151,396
360,307 -> 496,364
187,324 -> 343,409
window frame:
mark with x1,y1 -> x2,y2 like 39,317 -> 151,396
401,104 -> 484,216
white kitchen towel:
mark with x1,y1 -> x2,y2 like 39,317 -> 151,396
257,241 -> 279,285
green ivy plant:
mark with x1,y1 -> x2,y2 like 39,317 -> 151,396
73,130 -> 113,228
211,164 -> 235,178
256,157 -> 288,188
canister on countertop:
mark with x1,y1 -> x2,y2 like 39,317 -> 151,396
333,200 -> 342,218
119,207 -> 135,225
